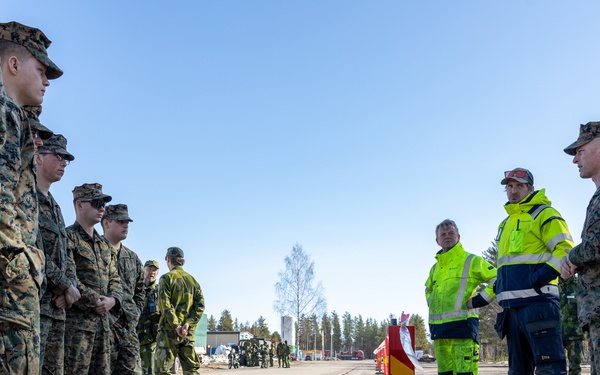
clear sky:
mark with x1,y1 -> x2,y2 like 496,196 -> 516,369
4,1 -> 600,337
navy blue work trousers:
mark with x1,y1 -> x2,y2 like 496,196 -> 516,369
503,301 -> 567,375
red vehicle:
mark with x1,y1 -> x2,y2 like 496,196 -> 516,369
338,350 -> 364,360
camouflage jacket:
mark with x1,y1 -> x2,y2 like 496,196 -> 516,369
137,280 -> 160,345
106,241 -> 144,330
157,266 -> 204,340
559,276 -> 584,340
65,222 -> 122,332
0,66 -> 44,329
36,190 -> 77,320
569,186 -> 600,326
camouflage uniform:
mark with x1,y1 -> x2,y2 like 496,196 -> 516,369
269,344 -> 274,367
102,204 -> 144,375
34,133 -> 76,375
154,247 -> 204,375
283,342 -> 290,368
0,21 -> 62,375
276,342 -> 284,367
564,123 -> 600,375
64,184 -> 122,375
559,277 -> 585,375
136,267 -> 159,375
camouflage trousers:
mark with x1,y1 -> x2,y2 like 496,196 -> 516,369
588,319 -> 600,375
110,321 -> 142,375
64,324 -> 110,375
139,342 -> 156,375
40,315 -> 65,375
0,325 -> 39,375
564,339 -> 583,375
154,332 -> 200,375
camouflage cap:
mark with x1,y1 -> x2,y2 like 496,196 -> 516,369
104,204 -> 133,222
564,122 -> 600,156
501,167 -> 534,185
144,260 -> 160,269
0,21 -> 63,80
166,247 -> 184,258
22,105 -> 53,140
72,183 -> 112,202
39,134 -> 74,161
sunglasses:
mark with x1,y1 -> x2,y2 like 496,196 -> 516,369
504,170 -> 528,179
80,199 -> 106,210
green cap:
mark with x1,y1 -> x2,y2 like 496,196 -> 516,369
144,260 -> 159,269
0,21 -> 63,80
166,247 -> 184,258
40,134 -> 74,161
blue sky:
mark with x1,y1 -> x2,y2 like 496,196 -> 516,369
4,1 -> 600,337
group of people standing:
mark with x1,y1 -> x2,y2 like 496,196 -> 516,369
426,122 -> 600,375
0,21 -> 205,375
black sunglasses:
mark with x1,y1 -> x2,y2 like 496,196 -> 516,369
80,199 -> 106,210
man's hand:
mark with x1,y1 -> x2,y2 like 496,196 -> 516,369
53,295 -> 67,309
176,323 -> 189,338
560,255 -> 577,280
94,296 -> 116,316
64,285 -> 81,308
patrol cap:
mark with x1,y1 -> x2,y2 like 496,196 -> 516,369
22,106 -> 53,140
0,21 -> 63,80
39,134 -> 74,161
166,247 -> 184,258
501,168 -> 534,185
564,122 -> 600,156
104,204 -> 133,222
144,260 -> 159,269
72,183 -> 112,202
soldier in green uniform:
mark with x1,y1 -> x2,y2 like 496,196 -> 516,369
283,340 -> 290,368
154,247 -> 205,375
35,132 -> 81,375
268,342 -> 274,367
64,183 -> 123,375
277,340 -> 284,368
260,343 -> 268,368
0,21 -> 63,374
559,277 -> 585,375
102,204 -> 144,374
137,260 -> 160,375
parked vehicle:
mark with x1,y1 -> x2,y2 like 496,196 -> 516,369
338,350 -> 364,360
418,354 -> 436,363
305,355 -> 312,361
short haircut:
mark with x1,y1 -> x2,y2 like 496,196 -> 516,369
435,219 -> 459,237
0,40 -> 30,62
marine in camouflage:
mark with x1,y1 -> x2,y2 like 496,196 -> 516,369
154,247 -> 204,375
64,219 -> 122,374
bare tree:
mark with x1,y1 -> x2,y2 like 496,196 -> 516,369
274,243 -> 327,349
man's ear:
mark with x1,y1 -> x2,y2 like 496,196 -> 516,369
6,55 -> 20,75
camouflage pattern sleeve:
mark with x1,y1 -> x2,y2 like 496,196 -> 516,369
65,238 -> 78,287
133,253 -> 145,316
107,243 -> 123,310
157,273 -> 178,332
570,190 -> 600,266
184,277 -> 205,333
66,230 -> 101,309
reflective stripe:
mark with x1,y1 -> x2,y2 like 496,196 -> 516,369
454,254 -> 474,312
429,308 -> 479,321
546,233 -> 573,252
479,289 -> 494,304
496,285 -> 559,302
498,252 -> 552,266
429,254 -> 476,322
529,204 -> 548,219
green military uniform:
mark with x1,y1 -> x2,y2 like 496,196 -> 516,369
154,247 -> 205,375
283,341 -> 290,368
103,204 -> 144,375
269,343 -> 274,367
34,133 -> 77,375
137,260 -> 160,375
260,344 -> 268,367
0,21 -> 62,374
276,341 -> 284,368
560,277 -> 585,375
65,184 -> 122,375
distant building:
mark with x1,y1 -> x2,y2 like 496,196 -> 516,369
206,330 -> 253,350
281,316 -> 295,345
